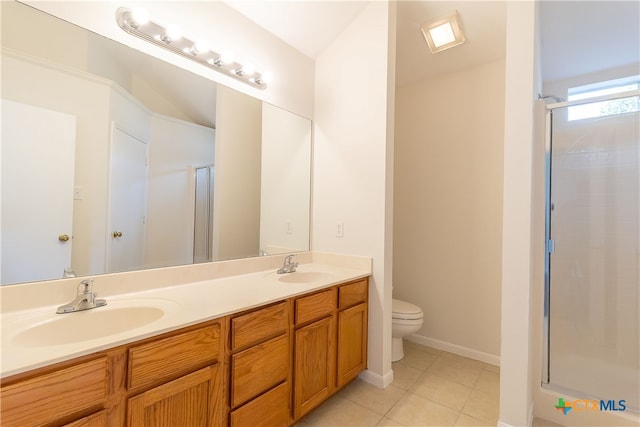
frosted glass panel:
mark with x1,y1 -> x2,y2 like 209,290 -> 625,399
548,104 -> 639,411
193,166 -> 214,264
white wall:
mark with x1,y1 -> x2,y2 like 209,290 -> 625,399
260,103 -> 311,255
394,59 -> 505,363
213,85 -> 262,261
22,0 -> 315,119
313,1 -> 396,387
146,114 -> 215,268
499,1 -> 539,426
0,1 -> 88,70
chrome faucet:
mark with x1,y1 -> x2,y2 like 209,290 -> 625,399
56,279 -> 107,314
277,255 -> 299,274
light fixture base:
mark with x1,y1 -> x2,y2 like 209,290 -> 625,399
116,7 -> 267,89
421,10 -> 466,54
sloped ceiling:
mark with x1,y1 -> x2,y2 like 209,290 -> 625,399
226,0 -> 639,87
224,0 -> 370,59
225,1 -> 508,86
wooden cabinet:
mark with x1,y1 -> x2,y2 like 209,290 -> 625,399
0,321 -> 224,427
128,324 -> 221,391
126,323 -> 225,427
0,357 -> 108,427
293,315 -> 336,419
337,303 -> 368,388
229,302 -> 290,427
292,279 -> 368,422
127,365 -> 220,427
230,301 -> 288,351
63,411 -> 107,427
0,276 -> 369,427
337,279 -> 368,388
230,334 -> 289,407
292,288 -> 337,419
229,382 -> 290,427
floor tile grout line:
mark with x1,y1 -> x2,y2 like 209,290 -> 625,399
301,344 -> 500,427
392,345 -> 500,426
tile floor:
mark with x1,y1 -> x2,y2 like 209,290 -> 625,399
295,341 -> 501,426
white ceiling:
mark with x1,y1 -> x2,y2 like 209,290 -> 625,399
225,0 -> 639,87
224,1 -> 370,59
539,1 -> 640,82
225,1 -> 507,86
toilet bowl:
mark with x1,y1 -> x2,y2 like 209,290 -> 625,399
392,298 -> 424,362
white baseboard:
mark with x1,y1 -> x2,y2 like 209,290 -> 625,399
495,398 -> 535,427
406,334 -> 501,367
359,368 -> 394,389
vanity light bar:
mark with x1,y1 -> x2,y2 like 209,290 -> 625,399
116,7 -> 269,89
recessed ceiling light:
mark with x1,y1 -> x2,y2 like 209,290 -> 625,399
421,11 -> 466,54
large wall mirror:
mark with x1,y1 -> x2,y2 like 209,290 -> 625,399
0,1 -> 312,286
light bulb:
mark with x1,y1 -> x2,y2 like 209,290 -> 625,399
219,50 -> 234,64
260,71 -> 273,84
164,24 -> 182,42
193,38 -> 210,55
130,8 -> 149,27
241,62 -> 256,75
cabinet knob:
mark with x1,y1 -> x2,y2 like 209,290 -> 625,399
112,231 -> 123,238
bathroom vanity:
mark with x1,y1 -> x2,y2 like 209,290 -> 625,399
0,256 -> 370,427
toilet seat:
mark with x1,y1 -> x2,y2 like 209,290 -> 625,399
392,299 -> 423,320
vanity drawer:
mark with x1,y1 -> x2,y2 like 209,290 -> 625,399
230,334 -> 289,407
0,357 -> 108,427
295,288 -> 336,325
231,301 -> 288,350
338,279 -> 368,309
230,381 -> 289,427
128,323 -> 221,390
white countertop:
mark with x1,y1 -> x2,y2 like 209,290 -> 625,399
1,260 -> 370,378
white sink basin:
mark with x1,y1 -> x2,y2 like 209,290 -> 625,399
12,299 -> 178,347
276,271 -> 335,284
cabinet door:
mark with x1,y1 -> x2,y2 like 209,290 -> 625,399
127,365 -> 221,427
337,303 -> 368,388
293,316 -> 335,419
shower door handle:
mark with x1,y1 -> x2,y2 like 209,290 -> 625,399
547,239 -> 556,254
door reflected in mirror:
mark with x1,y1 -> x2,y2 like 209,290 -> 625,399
0,1 -> 311,285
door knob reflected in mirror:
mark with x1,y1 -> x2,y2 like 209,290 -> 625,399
58,234 -> 70,242
112,231 -> 123,238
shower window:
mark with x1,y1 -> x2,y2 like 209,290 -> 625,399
568,75 -> 640,121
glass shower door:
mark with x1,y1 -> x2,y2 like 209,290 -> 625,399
546,99 -> 639,411
193,165 -> 214,263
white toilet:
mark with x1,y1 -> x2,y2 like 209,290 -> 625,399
392,298 -> 424,362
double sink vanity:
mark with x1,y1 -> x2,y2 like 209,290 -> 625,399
0,252 -> 371,426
